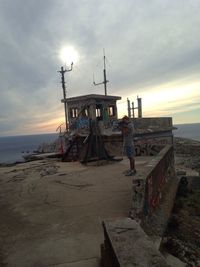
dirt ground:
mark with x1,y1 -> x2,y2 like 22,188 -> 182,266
0,157 -> 149,267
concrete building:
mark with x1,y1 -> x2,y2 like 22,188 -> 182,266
63,94 -> 121,131
61,93 -> 175,162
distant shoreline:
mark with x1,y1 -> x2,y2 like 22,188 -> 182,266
0,133 -> 58,165
174,122 -> 200,126
174,136 -> 200,143
173,123 -> 200,142
0,132 -> 57,139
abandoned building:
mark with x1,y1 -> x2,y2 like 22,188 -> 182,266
59,91 -> 174,164
65,94 -> 121,131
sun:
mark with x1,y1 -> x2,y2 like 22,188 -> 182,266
59,46 -> 79,65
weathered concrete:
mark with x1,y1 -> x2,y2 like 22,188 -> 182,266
101,218 -> 169,267
130,145 -> 177,233
65,94 -> 121,123
100,145 -> 184,266
134,117 -> 173,131
0,142 -> 182,267
0,157 -> 152,267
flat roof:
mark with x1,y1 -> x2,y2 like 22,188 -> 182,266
66,94 -> 121,102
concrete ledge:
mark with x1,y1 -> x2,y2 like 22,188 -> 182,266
53,257 -> 100,267
101,218 -> 169,267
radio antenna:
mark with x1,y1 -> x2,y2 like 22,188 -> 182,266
58,63 -> 73,131
93,49 -> 109,95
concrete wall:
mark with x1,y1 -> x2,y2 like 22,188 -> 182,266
101,144 -> 178,266
144,145 -> 175,216
103,116 -> 174,157
103,133 -> 173,158
133,117 -> 173,130
135,134 -> 173,156
130,145 -> 178,236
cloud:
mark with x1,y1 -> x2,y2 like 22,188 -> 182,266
0,0 -> 200,136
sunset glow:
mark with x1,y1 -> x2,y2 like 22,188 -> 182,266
117,79 -> 200,124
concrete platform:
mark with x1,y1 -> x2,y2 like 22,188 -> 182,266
0,157 -> 151,267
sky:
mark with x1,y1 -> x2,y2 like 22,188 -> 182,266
0,0 -> 200,136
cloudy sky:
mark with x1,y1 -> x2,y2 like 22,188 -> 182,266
0,0 -> 200,136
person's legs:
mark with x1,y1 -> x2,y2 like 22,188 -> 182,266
129,157 -> 135,172
125,146 -> 136,176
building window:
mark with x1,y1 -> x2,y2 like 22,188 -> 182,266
108,105 -> 115,116
96,108 -> 101,118
70,108 -> 78,118
84,108 -> 88,117
96,104 -> 102,118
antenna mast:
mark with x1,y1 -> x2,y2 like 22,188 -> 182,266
58,63 -> 73,131
93,49 -> 109,95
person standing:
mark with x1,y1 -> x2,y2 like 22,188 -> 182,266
121,115 -> 136,176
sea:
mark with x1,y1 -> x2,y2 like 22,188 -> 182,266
173,123 -> 200,142
0,123 -> 200,164
0,133 -> 58,164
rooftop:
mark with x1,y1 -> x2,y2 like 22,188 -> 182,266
66,94 -> 121,102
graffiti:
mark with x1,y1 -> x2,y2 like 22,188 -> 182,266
149,172 -> 165,210
144,146 -> 174,215
135,144 -> 161,156
76,117 -> 89,130
134,136 -> 173,156
111,119 -> 121,131
135,136 -> 172,146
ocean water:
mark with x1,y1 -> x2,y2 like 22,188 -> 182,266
0,133 -> 58,164
173,123 -> 200,142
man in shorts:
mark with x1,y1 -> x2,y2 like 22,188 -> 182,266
121,115 -> 136,176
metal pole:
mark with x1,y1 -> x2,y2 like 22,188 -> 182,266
131,102 -> 135,118
93,49 -> 109,95
103,53 -> 107,95
137,97 -> 142,118
58,63 -> 73,131
127,98 -> 131,118
61,67 -> 68,130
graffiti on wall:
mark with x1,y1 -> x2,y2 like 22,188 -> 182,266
76,117 -> 89,130
134,136 -> 172,156
144,146 -> 174,215
135,144 -> 161,156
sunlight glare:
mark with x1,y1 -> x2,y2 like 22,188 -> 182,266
59,46 -> 79,65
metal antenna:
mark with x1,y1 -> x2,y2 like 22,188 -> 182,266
58,62 -> 73,131
93,49 -> 109,95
